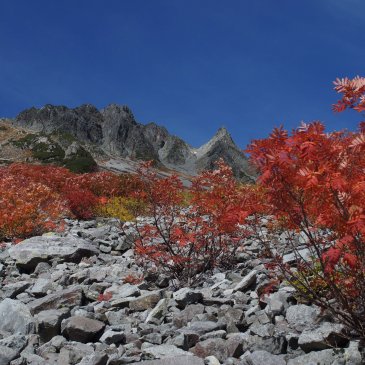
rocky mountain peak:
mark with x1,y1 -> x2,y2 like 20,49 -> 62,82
9,104 -> 256,182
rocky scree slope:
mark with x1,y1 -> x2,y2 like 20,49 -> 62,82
8,104 -> 256,181
0,218 -> 362,365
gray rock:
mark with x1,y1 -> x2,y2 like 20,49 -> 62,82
28,286 -> 83,315
0,335 -> 27,365
173,304 -> 205,328
184,321 -> 225,335
78,352 -> 109,365
99,329 -> 125,345
238,332 -> 287,355
61,316 -> 105,343
242,350 -> 286,365
8,236 -> 99,271
138,356 -> 204,365
2,281 -> 30,298
57,341 -> 94,365
298,322 -> 348,352
287,349 -> 336,365
36,308 -> 69,342
285,304 -> 320,331
145,299 -> 168,324
204,356 -> 221,365
30,278 -> 53,297
191,337 -> 242,363
0,298 -> 36,335
108,283 -> 140,299
142,344 -> 193,360
173,288 -> 204,309
233,270 -> 257,292
129,292 -> 161,311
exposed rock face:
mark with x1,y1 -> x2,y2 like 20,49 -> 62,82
12,104 -> 257,181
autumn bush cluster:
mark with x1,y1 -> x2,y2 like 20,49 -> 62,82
0,164 -> 131,240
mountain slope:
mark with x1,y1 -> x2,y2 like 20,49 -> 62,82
8,104 -> 256,182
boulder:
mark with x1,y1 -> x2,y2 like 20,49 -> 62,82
298,322 -> 348,352
0,335 -> 27,365
129,292 -> 161,311
99,329 -> 125,345
0,298 -> 36,335
28,286 -> 83,315
8,236 -> 99,271
233,270 -> 257,292
142,344 -> 193,360
61,316 -> 105,343
173,288 -> 204,309
241,350 -> 286,365
285,304 -> 320,331
36,308 -> 69,342
191,337 -> 242,362
138,356 -> 204,365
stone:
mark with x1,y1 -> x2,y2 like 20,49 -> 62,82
78,352 -> 109,365
191,338 -> 242,363
129,292 -> 161,311
173,288 -> 204,309
0,335 -> 27,365
285,304 -> 320,331
0,298 -> 36,335
30,278 -> 53,297
99,329 -> 126,345
8,235 -> 99,271
232,270 -> 257,292
2,281 -> 30,298
137,357 -> 204,365
27,286 -> 83,315
184,321 -> 225,335
107,283 -> 140,299
57,341 -> 94,365
204,356 -> 221,365
242,350 -> 286,365
298,322 -> 348,352
287,349 -> 337,365
146,299 -> 168,324
61,316 -> 105,343
142,344 -> 193,360
36,308 -> 69,342
238,332 -> 287,355
172,304 -> 205,328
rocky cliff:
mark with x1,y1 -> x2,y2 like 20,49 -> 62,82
11,104 -> 256,181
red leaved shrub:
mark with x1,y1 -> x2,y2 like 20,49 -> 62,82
0,163 -> 133,240
123,160 -> 257,286
247,76 -> 365,339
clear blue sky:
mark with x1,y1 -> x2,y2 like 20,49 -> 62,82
0,0 -> 364,148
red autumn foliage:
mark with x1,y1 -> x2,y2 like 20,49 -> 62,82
97,291 -> 113,302
123,273 -> 144,285
0,163 -> 133,240
124,160 -> 259,286
247,76 -> 365,339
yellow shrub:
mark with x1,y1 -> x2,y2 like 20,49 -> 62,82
97,197 -> 146,222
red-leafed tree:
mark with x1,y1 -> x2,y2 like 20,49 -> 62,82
247,76 -> 365,339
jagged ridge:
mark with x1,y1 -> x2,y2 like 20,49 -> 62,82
12,104 -> 256,182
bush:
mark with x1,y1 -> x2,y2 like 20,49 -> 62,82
246,76 -> 365,340
121,160 -> 257,286
0,163 -> 134,240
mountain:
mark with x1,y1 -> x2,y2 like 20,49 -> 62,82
2,104 -> 257,182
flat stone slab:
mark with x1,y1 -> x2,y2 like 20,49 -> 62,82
8,235 -> 99,271
140,356 -> 204,365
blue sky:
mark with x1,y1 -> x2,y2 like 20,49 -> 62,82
0,0 -> 364,148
